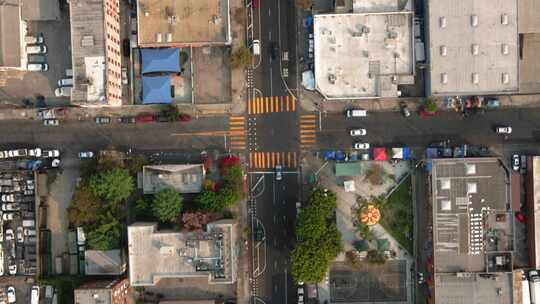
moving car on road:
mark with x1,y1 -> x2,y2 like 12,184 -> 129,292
495,126 -> 512,134
95,116 -> 111,124
275,165 -> 283,181
400,101 -> 411,117
350,129 -> 367,136
353,142 -> 370,150
136,114 -> 154,123
512,154 -> 520,172
43,119 -> 59,126
42,150 -> 60,158
118,116 -> 136,124
346,109 -> 367,117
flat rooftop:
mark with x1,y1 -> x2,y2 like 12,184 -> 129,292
314,12 -> 414,99
428,0 -> 519,95
435,272 -> 513,304
528,156 -> 540,268
431,158 -> 512,273
69,0 -> 106,103
136,0 -> 230,46
0,4 -> 22,68
142,164 -> 205,194
128,221 -> 236,286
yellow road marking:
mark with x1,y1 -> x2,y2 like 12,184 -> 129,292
265,98 -> 269,113
281,97 -> 284,112
293,153 -> 297,167
301,114 -> 317,118
276,152 -> 280,165
250,154 -> 254,168
301,133 -> 316,138
230,116 -> 244,120
265,152 -> 270,168
287,152 -> 291,167
286,96 -> 290,112
272,152 -> 276,166
270,97 -> 275,112
301,139 -> 316,143
291,96 -> 296,112
248,99 -> 252,114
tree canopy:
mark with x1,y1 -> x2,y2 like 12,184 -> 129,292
291,188 -> 342,283
89,168 -> 134,204
152,188 -> 183,222
86,219 -> 121,250
67,187 -> 102,228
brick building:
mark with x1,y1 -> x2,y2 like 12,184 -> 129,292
74,278 -> 130,304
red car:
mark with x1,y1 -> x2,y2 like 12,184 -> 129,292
177,114 -> 192,122
420,110 -> 438,117
136,114 -> 154,123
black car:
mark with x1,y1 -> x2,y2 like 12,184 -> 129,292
155,115 -> 171,123
122,39 -> 130,57
118,116 -> 136,124
269,42 -> 279,60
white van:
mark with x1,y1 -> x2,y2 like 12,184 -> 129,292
252,40 -> 261,55
54,87 -> 72,97
22,220 -> 35,228
31,286 -> 39,304
57,78 -> 73,87
24,34 -> 44,44
346,109 -> 367,117
26,44 -> 47,54
27,63 -> 48,72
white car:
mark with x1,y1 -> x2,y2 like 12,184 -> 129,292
5,229 -> 14,241
7,286 -> 15,303
28,148 -> 42,157
512,154 -> 520,172
8,261 -> 16,275
31,286 -> 39,304
353,142 -> 370,150
0,151 -> 6,159
24,229 -> 36,236
16,227 -> 23,243
1,194 -> 14,202
2,204 -> 19,211
43,149 -> 60,158
2,213 -> 14,221
350,129 -> 367,136
495,126 -> 512,134
43,119 -> 59,126
78,151 -> 94,159
8,149 -> 27,158
26,44 -> 47,54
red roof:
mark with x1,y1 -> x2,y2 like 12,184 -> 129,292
373,148 -> 388,161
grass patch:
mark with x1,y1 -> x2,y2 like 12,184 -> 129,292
378,176 -> 413,253
39,275 -> 85,304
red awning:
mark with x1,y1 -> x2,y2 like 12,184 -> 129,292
373,148 -> 388,161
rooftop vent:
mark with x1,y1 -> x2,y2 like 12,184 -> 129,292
472,72 -> 479,84
440,45 -> 447,56
81,35 -> 94,47
156,33 -> 162,43
471,15 -> 479,27
501,14 -> 509,25
439,16 -> 447,28
467,182 -> 477,194
441,199 -> 451,211
471,44 -> 479,55
440,73 -> 448,84
166,33 -> 172,42
328,73 -> 336,84
465,163 -> 476,175
440,179 -> 451,190
502,73 -> 510,84
144,11 -> 149,17
501,44 -> 509,55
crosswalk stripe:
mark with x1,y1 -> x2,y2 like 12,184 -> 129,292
250,153 -> 254,168
265,97 -> 269,113
292,96 -> 296,112
293,152 -> 297,167
301,115 -> 317,119
248,98 -> 252,114
301,139 -> 316,143
270,98 -> 274,113
301,133 -> 316,138
286,96 -> 290,112
230,116 -> 244,120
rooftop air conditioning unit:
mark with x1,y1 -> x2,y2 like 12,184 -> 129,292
471,15 -> 478,27
156,33 -> 162,42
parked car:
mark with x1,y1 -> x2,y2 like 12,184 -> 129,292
400,101 -> 411,117
350,129 -> 367,136
43,119 -> 59,126
155,115 -> 170,123
512,154 -> 520,171
122,38 -> 130,57
136,114 -> 155,123
95,116 -> 111,124
27,63 -> 48,72
28,148 -> 41,157
4,229 -> 14,241
7,260 -> 16,275
57,78 -> 73,87
42,149 -> 60,158
26,44 -> 47,54
8,149 -> 27,157
2,213 -> 15,221
24,33 -> 44,44
275,165 -> 283,181
31,286 -> 40,304
1,194 -> 15,202
78,151 -> 94,159
24,229 -> 36,237
54,86 -> 72,97
16,227 -> 23,243
118,116 -> 136,124
122,67 -> 128,84
177,114 -> 192,122
353,142 -> 370,150
252,39 -> 261,55
269,41 -> 279,60
495,126 -> 512,134
27,54 -> 46,64
2,204 -> 19,211
7,286 -> 15,303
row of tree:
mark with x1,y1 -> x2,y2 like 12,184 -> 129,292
291,188 -> 343,283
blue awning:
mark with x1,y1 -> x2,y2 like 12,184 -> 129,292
141,48 -> 181,74
142,76 -> 172,104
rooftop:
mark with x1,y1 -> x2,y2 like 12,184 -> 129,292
74,288 -> 112,304
84,249 -> 126,275
136,0 -> 230,47
431,158 -> 512,273
314,11 -> 414,99
69,0 -> 106,104
427,0 -> 519,95
0,4 -> 22,68
127,220 -> 236,286
434,272 -> 513,304
142,164 -> 205,194
528,156 -> 540,268
21,0 -> 60,21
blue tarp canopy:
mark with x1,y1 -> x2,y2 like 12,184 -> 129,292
141,48 -> 181,74
142,76 -> 172,104
324,151 -> 336,161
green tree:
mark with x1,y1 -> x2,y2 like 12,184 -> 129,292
296,208 -> 326,241
222,164 -> 243,194
230,46 -> 253,68
86,220 -> 121,250
196,188 -> 222,211
424,97 -> 438,113
89,168 -> 134,204
308,188 -> 337,218
366,249 -> 387,265
67,186 -> 102,228
160,104 -> 179,122
320,224 -> 343,258
218,187 -> 241,208
153,188 -> 183,222
291,241 -> 330,283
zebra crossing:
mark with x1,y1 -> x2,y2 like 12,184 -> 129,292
228,116 -> 246,151
248,96 -> 296,115
249,152 -> 297,169
299,114 -> 317,150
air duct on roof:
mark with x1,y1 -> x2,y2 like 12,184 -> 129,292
471,44 -> 479,55
439,16 -> 447,28
471,15 -> 478,27
440,45 -> 447,56
472,73 -> 479,84
502,73 -> 509,84
501,44 -> 509,55
440,73 -> 448,84
501,14 -> 509,25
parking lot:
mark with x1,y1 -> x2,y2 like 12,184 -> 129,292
0,9 -> 72,105
0,170 -> 38,277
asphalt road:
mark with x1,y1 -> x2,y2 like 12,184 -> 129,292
318,108 -> 540,156
250,172 -> 298,304
0,117 -> 229,153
